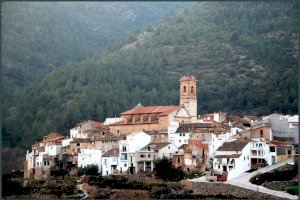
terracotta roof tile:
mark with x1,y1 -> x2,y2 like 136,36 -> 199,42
70,138 -> 92,143
217,140 -> 249,151
178,139 -> 208,149
269,140 -> 294,147
140,142 -> 171,151
102,148 -> 119,157
121,105 -> 179,116
176,122 -> 230,134
43,132 -> 65,141
214,154 -> 241,158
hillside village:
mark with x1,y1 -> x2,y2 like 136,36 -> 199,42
24,75 -> 298,183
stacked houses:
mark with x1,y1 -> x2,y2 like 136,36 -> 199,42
24,76 -> 298,181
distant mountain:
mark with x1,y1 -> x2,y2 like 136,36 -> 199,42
2,1 -> 298,148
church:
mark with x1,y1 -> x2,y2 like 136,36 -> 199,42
110,75 -> 198,135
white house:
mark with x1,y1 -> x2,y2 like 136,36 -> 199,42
117,131 -> 151,172
25,150 -> 36,170
78,149 -> 102,172
250,138 -> 272,168
62,138 -> 73,148
208,131 -> 236,157
70,127 -> 79,139
101,148 -> 119,176
35,152 -> 48,167
45,143 -> 62,156
212,139 -> 251,181
168,121 -> 190,148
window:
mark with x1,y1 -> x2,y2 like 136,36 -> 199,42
148,154 -> 151,158
47,161 -> 49,165
191,86 -> 194,93
104,159 -> 107,165
177,158 -> 180,163
184,140 -> 187,143
121,153 -> 128,160
130,156 -> 133,162
140,154 -> 146,158
77,143 -> 80,146
122,146 -> 127,152
180,134 -> 182,136
168,146 -> 170,149
37,162 -> 39,166
260,130 -> 263,137
244,156 -> 245,161
183,134 -> 185,136
117,130 -> 120,134
124,163 -> 127,167
148,147 -> 151,151
270,147 -> 275,152
183,86 -> 186,93
106,171 -> 108,175
179,140 -> 181,143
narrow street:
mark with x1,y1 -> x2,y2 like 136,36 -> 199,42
187,158 -> 298,199
226,158 -> 298,200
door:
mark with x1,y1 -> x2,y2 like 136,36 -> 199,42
271,156 -> 275,164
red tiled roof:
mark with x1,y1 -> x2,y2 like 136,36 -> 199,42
102,148 -> 119,157
217,140 -> 249,151
214,154 -> 241,158
269,140 -> 293,147
121,105 -> 179,116
43,132 -> 65,141
179,139 -> 208,150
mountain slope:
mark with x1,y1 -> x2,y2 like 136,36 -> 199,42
2,2 -> 191,86
3,1 -> 298,148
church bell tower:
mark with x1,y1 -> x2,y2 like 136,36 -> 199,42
179,75 -> 197,122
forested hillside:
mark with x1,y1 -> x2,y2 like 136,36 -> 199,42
2,2 -> 189,86
2,1 -> 298,148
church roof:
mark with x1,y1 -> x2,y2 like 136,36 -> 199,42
121,105 -> 180,116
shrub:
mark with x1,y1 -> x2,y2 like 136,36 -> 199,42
286,185 -> 298,195
149,185 -> 170,199
50,169 -> 68,177
154,158 -> 185,181
78,164 -> 99,176
250,165 -> 298,185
